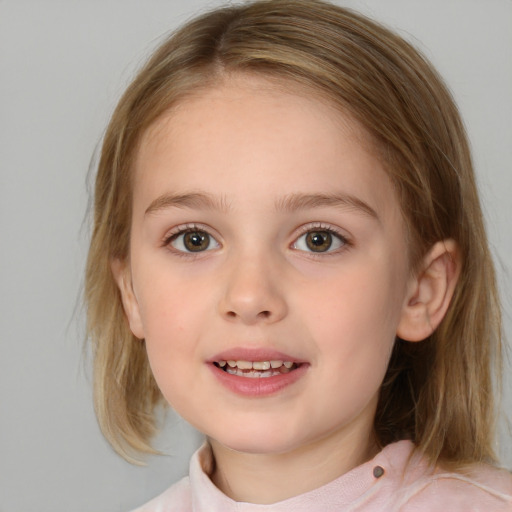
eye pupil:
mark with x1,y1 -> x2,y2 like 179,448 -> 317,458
184,231 -> 209,252
306,231 -> 332,252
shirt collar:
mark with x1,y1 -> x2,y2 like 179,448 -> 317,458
189,440 -> 421,511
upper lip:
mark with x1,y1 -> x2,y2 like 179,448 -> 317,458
208,347 -> 306,363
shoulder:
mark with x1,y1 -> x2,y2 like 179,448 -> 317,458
129,476 -> 192,512
398,463 -> 512,511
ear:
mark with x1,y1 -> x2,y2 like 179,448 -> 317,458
397,239 -> 460,342
110,258 -> 145,339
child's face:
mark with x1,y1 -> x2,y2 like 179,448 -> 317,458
120,76 -> 415,457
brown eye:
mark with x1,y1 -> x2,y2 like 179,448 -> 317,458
170,229 -> 219,253
184,231 -> 210,251
293,228 -> 346,254
305,231 -> 332,252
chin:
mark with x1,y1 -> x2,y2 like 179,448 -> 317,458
211,427 -> 307,456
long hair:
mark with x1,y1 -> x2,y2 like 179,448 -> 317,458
85,0 -> 502,465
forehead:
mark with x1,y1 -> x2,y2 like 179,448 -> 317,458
136,73 -> 373,167
132,74 -> 398,219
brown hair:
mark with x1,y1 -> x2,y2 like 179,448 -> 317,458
85,0 -> 502,466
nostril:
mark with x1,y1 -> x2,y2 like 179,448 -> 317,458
225,310 -> 270,319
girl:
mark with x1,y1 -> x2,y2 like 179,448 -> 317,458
85,0 -> 512,510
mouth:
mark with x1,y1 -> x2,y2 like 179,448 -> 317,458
209,350 -> 308,396
213,359 -> 300,378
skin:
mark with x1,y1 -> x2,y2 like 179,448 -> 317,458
113,75 -> 459,504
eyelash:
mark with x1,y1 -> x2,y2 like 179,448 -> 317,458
162,223 -> 351,257
162,223 -> 220,257
292,223 -> 351,256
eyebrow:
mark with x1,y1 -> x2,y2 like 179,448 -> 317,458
145,192 -> 231,215
275,192 -> 378,219
145,190 -> 378,219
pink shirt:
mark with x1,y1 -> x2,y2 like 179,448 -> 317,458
132,441 -> 512,511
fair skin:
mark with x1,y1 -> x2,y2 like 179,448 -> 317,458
113,75 -> 459,504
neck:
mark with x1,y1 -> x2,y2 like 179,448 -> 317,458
209,424 -> 378,504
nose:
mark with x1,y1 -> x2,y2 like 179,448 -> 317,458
218,254 -> 288,325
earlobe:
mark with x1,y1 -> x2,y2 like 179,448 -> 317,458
397,240 -> 460,342
110,258 -> 145,339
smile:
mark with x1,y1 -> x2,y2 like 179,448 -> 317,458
214,360 -> 298,378
208,349 -> 308,396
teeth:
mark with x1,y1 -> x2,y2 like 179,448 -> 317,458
225,367 -> 278,378
236,360 -> 253,370
216,359 -> 296,372
252,361 -> 271,370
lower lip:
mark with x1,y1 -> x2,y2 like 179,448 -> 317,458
208,363 -> 309,397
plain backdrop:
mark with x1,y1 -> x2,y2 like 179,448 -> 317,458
1,1 -> 511,511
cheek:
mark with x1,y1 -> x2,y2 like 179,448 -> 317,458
300,260 -> 404,382
133,273 -> 200,376
303,262 -> 404,338
140,300 -> 201,414
135,258 -> 208,333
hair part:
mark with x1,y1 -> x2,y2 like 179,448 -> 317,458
85,0 -> 502,466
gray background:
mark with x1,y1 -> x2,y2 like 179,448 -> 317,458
1,1 -> 511,511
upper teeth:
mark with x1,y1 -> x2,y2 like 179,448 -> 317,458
218,360 -> 293,370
